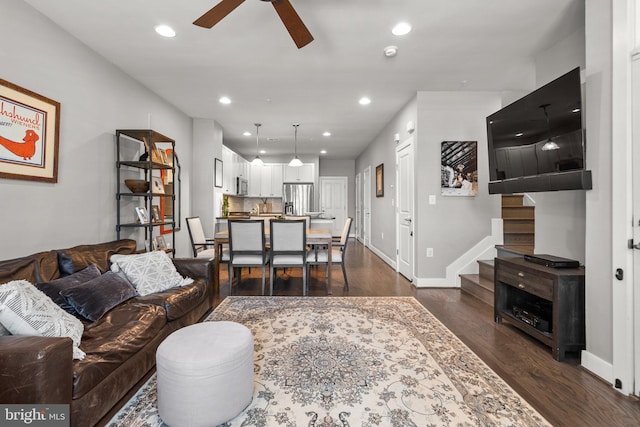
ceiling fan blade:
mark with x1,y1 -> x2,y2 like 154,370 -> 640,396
193,0 -> 246,28
272,0 -> 314,49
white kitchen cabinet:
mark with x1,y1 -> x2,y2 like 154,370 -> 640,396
259,164 -> 283,197
284,163 -> 314,183
222,146 -> 249,194
248,163 -> 283,197
222,146 -> 234,194
248,162 -> 262,197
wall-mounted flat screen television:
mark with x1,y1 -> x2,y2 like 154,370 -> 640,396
486,67 -> 591,194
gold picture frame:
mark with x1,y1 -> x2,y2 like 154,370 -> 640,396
0,78 -> 60,182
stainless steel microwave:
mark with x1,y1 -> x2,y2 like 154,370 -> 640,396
236,177 -> 248,196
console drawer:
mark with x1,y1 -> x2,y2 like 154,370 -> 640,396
496,265 -> 553,300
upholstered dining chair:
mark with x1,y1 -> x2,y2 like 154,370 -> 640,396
269,219 -> 307,296
228,219 -> 270,295
186,216 -> 229,261
307,216 -> 353,291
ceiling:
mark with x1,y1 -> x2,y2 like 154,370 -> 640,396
23,0 -> 583,160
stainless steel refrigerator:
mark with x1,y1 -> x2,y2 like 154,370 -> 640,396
282,183 -> 314,216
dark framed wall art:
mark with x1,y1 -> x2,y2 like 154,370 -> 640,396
376,163 -> 384,197
0,78 -> 60,183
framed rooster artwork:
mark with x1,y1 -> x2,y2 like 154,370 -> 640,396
0,78 -> 60,183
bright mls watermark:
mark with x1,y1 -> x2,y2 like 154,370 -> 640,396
1,405 -> 69,426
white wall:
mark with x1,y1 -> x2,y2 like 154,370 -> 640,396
414,92 -> 502,279
530,21 -> 587,264
356,97 -> 417,261
0,1 -> 194,260
582,0 -> 615,373
193,119 -> 224,239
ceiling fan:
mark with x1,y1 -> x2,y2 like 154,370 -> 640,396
193,0 -> 314,49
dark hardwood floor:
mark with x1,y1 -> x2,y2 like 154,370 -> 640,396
216,239 -> 640,426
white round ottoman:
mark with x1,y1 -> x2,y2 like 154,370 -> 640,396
156,321 -> 254,427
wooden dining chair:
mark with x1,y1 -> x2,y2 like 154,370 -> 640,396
228,219 -> 270,295
269,219 -> 307,296
307,216 -> 352,291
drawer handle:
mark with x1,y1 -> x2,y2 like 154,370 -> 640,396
518,283 -> 525,289
518,272 -> 525,277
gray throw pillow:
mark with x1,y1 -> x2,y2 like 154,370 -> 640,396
36,264 -> 101,315
60,272 -> 139,322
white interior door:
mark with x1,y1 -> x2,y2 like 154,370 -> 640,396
319,177 -> 348,237
363,166 -> 371,247
355,173 -> 362,241
632,54 -> 640,397
396,138 -> 415,280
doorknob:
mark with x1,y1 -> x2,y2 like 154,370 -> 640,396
405,217 -> 412,222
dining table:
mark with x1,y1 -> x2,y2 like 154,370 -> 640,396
213,227 -> 334,295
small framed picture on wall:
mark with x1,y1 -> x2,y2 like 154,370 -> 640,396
376,163 -> 384,197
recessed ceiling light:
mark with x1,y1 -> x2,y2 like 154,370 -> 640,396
322,131 -> 331,137
320,150 -> 327,154
515,132 -> 523,137
155,25 -> 176,38
392,22 -> 412,36
243,131 -> 251,136
259,150 -> 266,154
359,97 -> 371,106
219,96 -> 231,105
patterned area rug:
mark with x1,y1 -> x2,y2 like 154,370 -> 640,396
108,297 -> 550,426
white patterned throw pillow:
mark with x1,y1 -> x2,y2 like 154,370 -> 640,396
0,280 -> 85,359
113,251 -> 193,296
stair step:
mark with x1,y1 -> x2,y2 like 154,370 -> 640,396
478,259 -> 495,282
503,219 -> 535,234
502,194 -> 525,207
500,244 -> 535,255
502,206 -> 535,220
504,233 -> 535,246
460,274 -> 494,306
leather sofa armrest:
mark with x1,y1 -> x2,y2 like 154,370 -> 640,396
173,258 -> 215,304
0,336 -> 73,404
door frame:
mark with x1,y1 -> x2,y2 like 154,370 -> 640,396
395,137 -> 415,281
363,166 -> 372,248
612,0 -> 636,396
355,172 -> 362,242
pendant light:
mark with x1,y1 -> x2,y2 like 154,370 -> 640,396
251,123 -> 264,165
288,123 -> 303,167
540,104 -> 560,151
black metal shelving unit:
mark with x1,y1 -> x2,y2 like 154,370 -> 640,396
116,129 -> 175,255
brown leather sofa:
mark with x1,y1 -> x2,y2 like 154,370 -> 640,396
0,239 -> 215,427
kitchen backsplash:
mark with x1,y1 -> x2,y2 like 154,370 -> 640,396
227,196 -> 283,213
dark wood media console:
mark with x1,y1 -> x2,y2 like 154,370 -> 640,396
494,256 -> 585,361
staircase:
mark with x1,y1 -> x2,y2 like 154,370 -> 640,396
500,194 -> 535,254
460,195 -> 534,306
460,259 -> 495,305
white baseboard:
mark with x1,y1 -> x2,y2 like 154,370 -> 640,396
362,219 -> 502,289
581,350 -> 614,386
368,243 -> 397,270
413,277 -> 454,287
414,218 -> 503,288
